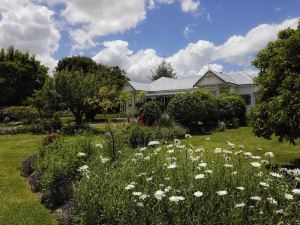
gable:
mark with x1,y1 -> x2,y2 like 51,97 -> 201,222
194,71 -> 225,87
123,83 -> 135,92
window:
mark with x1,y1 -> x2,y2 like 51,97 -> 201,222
240,94 -> 251,105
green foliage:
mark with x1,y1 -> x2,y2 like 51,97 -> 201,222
73,141 -> 300,225
0,46 -> 48,107
151,59 -> 176,81
141,101 -> 162,125
167,90 -> 219,131
251,20 -> 300,144
127,124 -> 156,148
56,55 -> 98,73
34,136 -> 98,209
217,94 -> 247,127
29,77 -> 63,114
55,70 -> 100,126
1,106 -> 39,121
125,123 -> 187,148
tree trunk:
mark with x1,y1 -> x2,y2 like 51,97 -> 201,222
74,111 -> 82,127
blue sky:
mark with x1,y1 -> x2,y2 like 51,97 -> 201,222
0,0 -> 299,82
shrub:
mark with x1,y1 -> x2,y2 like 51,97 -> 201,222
217,94 -> 246,126
127,124 -> 155,148
167,90 -> 219,132
1,106 -> 39,121
34,137 -> 98,208
141,101 -> 162,125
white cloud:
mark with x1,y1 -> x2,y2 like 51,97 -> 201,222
93,40 -> 161,82
207,13 -> 212,23
183,26 -> 194,38
149,0 -> 200,13
0,0 -> 60,70
48,0 -> 146,51
92,18 -> 299,82
180,0 -> 200,13
216,18 -> 299,65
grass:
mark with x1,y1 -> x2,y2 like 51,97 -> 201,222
0,134 -> 56,225
182,127 -> 300,163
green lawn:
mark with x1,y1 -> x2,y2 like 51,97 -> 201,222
182,127 -> 300,163
0,134 -> 56,225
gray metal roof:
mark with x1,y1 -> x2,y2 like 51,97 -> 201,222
128,70 -> 257,92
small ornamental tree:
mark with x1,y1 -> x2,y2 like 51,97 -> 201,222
251,20 -> 300,144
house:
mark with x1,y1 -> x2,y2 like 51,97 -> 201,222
122,70 -> 259,115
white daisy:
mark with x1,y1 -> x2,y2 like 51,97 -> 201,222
125,184 -> 135,190
235,203 -> 246,208
250,196 -> 262,201
136,202 -> 144,207
214,148 -> 222,154
148,140 -> 160,146
154,190 -> 165,200
292,189 -> 300,195
167,162 -> 177,169
267,197 -> 277,205
198,162 -> 207,168
259,182 -> 269,188
265,152 -> 274,158
195,174 -> 205,180
193,191 -> 203,197
132,192 -> 142,196
95,143 -> 103,148
236,186 -> 245,191
77,152 -> 86,157
185,134 -> 192,138
169,196 -> 185,202
270,172 -> 282,178
216,190 -> 227,196
284,193 -> 294,200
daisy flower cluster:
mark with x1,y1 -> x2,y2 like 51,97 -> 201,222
74,140 -> 300,225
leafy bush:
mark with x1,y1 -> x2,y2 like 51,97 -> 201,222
217,94 -> 246,126
125,123 -> 187,148
141,101 -> 162,125
34,137 -> 99,208
168,90 -> 219,131
73,141 -> 300,225
1,106 -> 39,121
127,124 -> 156,148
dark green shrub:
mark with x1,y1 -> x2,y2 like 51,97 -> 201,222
141,101 -> 162,125
167,90 -> 219,131
41,113 -> 62,133
127,124 -> 155,148
166,124 -> 187,139
1,106 -> 39,121
217,94 -> 246,126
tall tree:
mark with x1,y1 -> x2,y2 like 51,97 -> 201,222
0,46 -> 48,107
56,55 -> 98,73
151,59 -> 176,81
251,20 -> 300,144
55,70 -> 100,126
